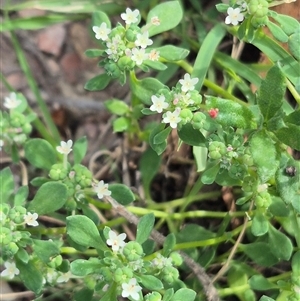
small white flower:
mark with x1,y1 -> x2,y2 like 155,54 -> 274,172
46,268 -> 59,283
151,16 -> 160,26
56,271 -> 72,283
150,95 -> 169,113
0,139 -> 4,151
163,109 -> 182,129
135,31 -> 153,48
257,184 -> 268,193
4,92 -> 21,109
56,140 -> 73,155
24,212 -> 39,227
93,180 -> 111,199
1,262 -> 20,279
152,253 -> 172,269
148,49 -> 160,61
179,73 -> 199,92
121,8 -> 140,25
131,47 -> 148,65
121,278 -> 142,300
92,22 -> 111,41
106,230 -> 126,252
225,7 -> 244,26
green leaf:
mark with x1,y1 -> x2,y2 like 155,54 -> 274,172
146,1 -> 183,37
172,288 -> 196,301
275,123 -> 300,151
85,49 -> 105,58
250,29 -> 299,86
0,167 -> 14,203
163,233 -> 176,257
13,186 -> 28,206
28,182 -> 67,215
292,250 -> 300,275
140,147 -> 161,199
136,213 -> 155,245
178,123 -> 206,146
163,288 -> 174,301
259,296 -> 276,301
193,146 -> 208,172
250,130 -> 278,182
288,29 -> 300,60
249,275 -> 277,290
16,259 -> 43,294
251,211 -> 269,236
131,77 -> 165,105
112,116 -> 130,132
66,215 -> 108,251
153,127 -> 172,145
155,45 -> 189,61
105,99 -> 129,115
139,275 -> 163,290
71,258 -> 101,276
205,96 -> 256,129
257,65 -> 286,122
268,224 -> 293,261
266,21 -> 288,42
109,184 -> 135,205
32,239 -> 60,263
92,11 -> 111,28
149,123 -> 168,155
16,248 -> 29,263
284,110 -> 300,125
24,138 -> 56,170
143,60 -> 167,71
268,196 -> 290,217
192,23 -> 226,90
241,242 -> 279,267
74,288 -> 94,301
84,73 -> 111,91
269,12 -> 299,35
275,155 -> 300,211
73,136 -> 87,165
201,163 -> 220,185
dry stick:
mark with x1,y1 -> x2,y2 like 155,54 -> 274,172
212,200 -> 254,283
105,195 -> 220,301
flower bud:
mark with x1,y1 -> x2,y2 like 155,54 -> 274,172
144,292 -> 162,301
123,241 -> 144,261
242,176 -> 258,193
179,108 -> 193,124
255,191 -> 272,208
9,206 -> 26,224
10,112 -> 26,127
162,266 -> 179,284
21,123 -> 32,135
192,112 -> 206,129
49,163 -> 69,181
208,141 -> 227,160
169,252 -> 183,266
1,227 -> 12,245
117,56 -> 135,71
114,267 -> 133,283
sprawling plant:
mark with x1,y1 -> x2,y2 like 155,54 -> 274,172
1,1 -> 299,301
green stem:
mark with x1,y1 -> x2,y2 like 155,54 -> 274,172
286,78 -> 300,106
8,30 -> 60,144
218,271 -> 291,297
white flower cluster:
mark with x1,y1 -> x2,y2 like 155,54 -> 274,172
150,73 -> 200,128
92,8 -> 160,71
105,230 -> 142,300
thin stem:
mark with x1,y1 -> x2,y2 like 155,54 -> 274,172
8,30 -> 60,144
212,200 -> 254,283
286,78 -> 300,105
